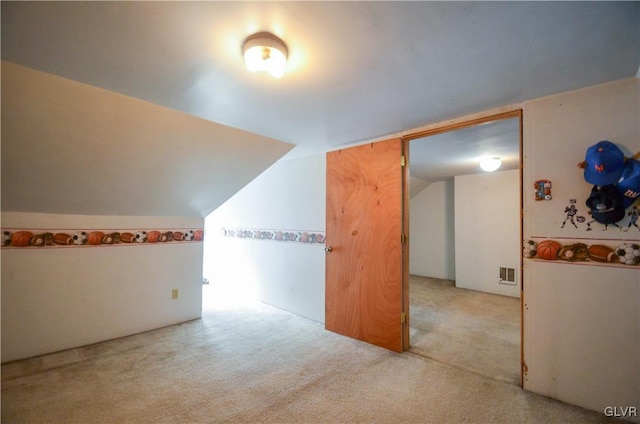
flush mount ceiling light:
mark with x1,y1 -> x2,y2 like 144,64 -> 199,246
480,157 -> 502,172
242,32 -> 288,78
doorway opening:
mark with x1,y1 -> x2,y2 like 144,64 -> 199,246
403,110 -> 523,385
201,212 -> 259,312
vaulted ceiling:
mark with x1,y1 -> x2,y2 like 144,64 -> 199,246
1,62 -> 293,217
2,2 -> 639,216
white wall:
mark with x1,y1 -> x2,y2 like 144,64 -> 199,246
524,263 -> 639,417
409,180 -> 455,280
455,170 -> 521,298
522,77 -> 639,421
1,213 -> 204,363
204,154 -> 326,323
1,61 -> 292,363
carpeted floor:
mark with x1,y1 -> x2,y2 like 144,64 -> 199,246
409,275 -> 521,385
1,284 -> 619,424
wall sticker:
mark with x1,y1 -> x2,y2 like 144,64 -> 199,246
560,199 -> 585,229
534,179 -> 552,201
624,205 -> 640,232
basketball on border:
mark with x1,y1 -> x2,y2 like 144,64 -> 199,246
536,240 -> 562,260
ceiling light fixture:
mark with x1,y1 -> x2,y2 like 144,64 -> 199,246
242,32 -> 288,78
480,157 -> 502,172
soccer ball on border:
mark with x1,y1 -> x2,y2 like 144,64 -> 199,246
71,231 -> 88,245
615,243 -> 640,265
523,240 -> 537,258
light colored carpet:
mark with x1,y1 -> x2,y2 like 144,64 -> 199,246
1,284 -> 616,423
409,275 -> 521,385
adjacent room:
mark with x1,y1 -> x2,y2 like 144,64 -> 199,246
407,115 -> 522,385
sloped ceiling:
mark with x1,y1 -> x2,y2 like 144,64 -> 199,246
1,2 -> 639,217
1,62 -> 293,217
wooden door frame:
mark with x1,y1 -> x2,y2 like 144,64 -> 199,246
401,139 -> 410,350
400,109 -> 524,386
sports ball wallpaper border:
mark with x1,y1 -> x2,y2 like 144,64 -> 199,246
222,227 -> 325,245
523,237 -> 640,267
2,228 -> 204,249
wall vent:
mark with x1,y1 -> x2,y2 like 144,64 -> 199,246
499,267 -> 517,285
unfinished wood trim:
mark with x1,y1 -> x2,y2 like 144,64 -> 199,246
401,109 -> 525,382
518,109 -> 525,388
402,138 -> 411,351
402,110 -> 523,142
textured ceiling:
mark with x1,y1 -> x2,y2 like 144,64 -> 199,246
410,118 -> 520,182
2,1 -> 638,163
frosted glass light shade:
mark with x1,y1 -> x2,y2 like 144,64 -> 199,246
243,32 -> 288,78
480,157 -> 502,172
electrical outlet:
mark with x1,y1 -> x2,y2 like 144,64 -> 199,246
172,288 -> 179,300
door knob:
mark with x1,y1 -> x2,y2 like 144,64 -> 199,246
325,246 -> 333,253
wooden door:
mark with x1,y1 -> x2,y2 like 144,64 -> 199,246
325,138 -> 407,352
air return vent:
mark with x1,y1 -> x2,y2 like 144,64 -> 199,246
499,267 -> 517,285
